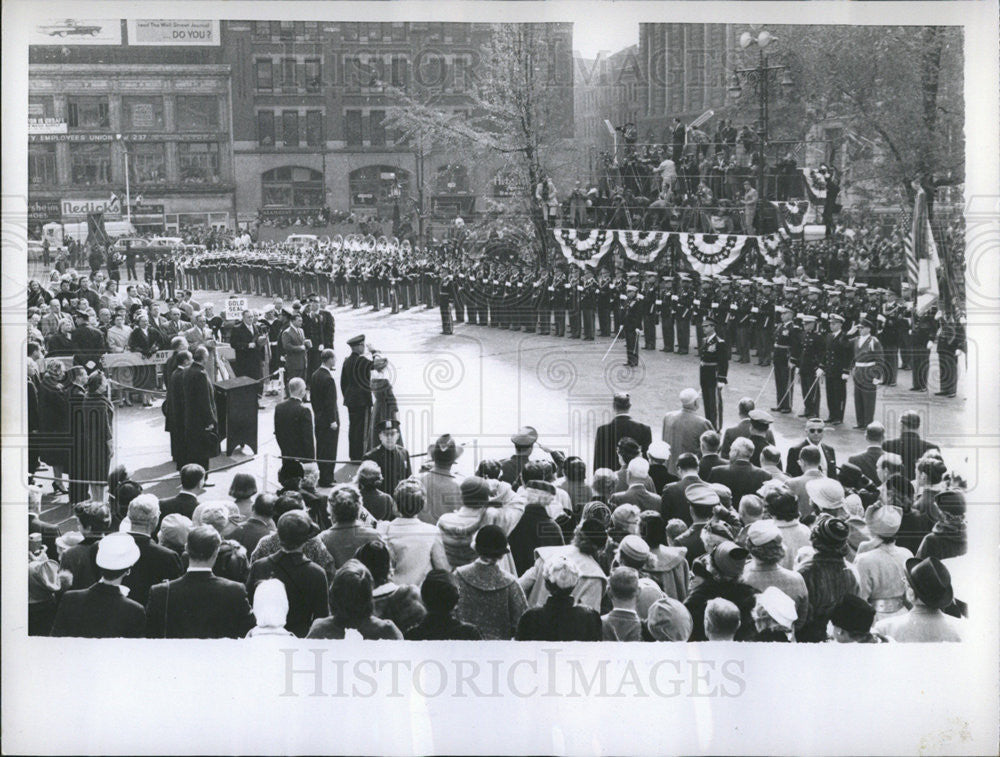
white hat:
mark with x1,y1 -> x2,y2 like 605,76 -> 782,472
647,440 -> 671,461
806,478 -> 846,511
544,554 -> 581,590
746,519 -> 782,547
627,457 -> 650,479
95,533 -> 140,570
757,586 -> 797,630
679,388 -> 699,408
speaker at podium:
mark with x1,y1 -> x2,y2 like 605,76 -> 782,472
214,376 -> 259,455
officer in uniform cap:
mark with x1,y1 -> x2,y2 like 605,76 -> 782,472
438,269 -> 455,335
698,315 -> 729,430
771,304 -> 799,413
821,311 -> 852,425
363,418 -> 412,496
746,408 -> 774,465
756,280 -> 775,366
796,314 -> 824,418
659,275 -> 675,353
641,270 -> 659,350
622,284 -> 643,367
851,318 -> 884,428
675,273 -> 694,355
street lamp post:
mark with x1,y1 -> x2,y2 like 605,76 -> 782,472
115,134 -> 132,224
728,30 -> 793,232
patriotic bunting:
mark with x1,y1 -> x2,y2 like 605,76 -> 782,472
771,200 -> 810,236
677,233 -> 753,276
801,168 -> 828,200
552,228 -> 616,269
618,230 -> 671,264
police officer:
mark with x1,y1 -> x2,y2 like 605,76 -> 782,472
675,274 -> 693,355
537,271 -> 553,336
659,275 -> 675,353
641,271 -> 659,350
935,310 -> 964,398
580,270 -> 597,341
733,280 -> 753,363
755,281 -> 775,366
566,270 -> 581,338
771,305 -> 797,414
699,316 -> 729,430
821,312 -> 852,425
596,270 -> 613,338
439,269 -> 455,335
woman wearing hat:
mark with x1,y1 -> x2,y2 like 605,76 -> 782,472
684,541 -> 759,641
454,525 -> 529,639
853,503 -> 912,622
354,541 -> 426,636
437,477 -> 512,571
916,489 -> 967,561
638,511 -> 689,601
28,558 -> 71,636
795,516 -> 861,642
742,519 -> 809,634
366,354 -> 403,452
306,560 -> 403,640
515,555 -> 602,641
406,570 -> 482,640
828,595 -> 890,643
873,557 -> 964,642
518,518 -> 609,612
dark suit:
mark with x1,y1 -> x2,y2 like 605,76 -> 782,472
281,324 -> 308,386
720,419 -> 775,458
609,484 -> 662,512
341,351 -> 373,460
309,366 -> 340,485
146,570 -> 254,639
50,582 -> 145,638
164,365 -> 187,469
660,473 -> 702,525
122,533 -> 184,607
848,446 -> 884,487
274,397 -> 315,462
230,322 -> 265,381
883,432 -> 939,481
181,361 -> 218,470
706,460 -> 772,504
785,440 -> 837,479
229,516 -> 275,555
698,452 -> 727,481
593,414 -> 653,471
158,491 -> 200,522
246,551 -> 330,638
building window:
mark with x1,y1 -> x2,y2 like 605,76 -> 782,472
369,110 -> 386,147
282,58 -> 297,89
122,96 -> 165,130
255,59 -> 273,91
67,96 -> 109,129
349,165 -> 410,210
451,23 -> 469,43
261,166 -> 324,209
433,163 -> 470,193
305,111 -> 323,146
342,23 -> 358,42
258,110 -> 275,146
278,21 -> 295,41
28,96 -> 55,119
177,96 -> 219,131
254,21 -> 271,39
345,110 -> 363,146
304,59 -> 321,93
129,142 -> 167,183
391,57 -> 408,88
282,111 -> 299,147
69,143 -> 112,185
177,142 -> 220,184
28,143 -> 57,185
390,22 -> 406,42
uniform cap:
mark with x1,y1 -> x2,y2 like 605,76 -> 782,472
346,334 -> 366,346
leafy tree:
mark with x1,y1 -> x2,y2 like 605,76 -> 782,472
385,23 -> 575,264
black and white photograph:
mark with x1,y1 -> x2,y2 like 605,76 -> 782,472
3,0 -> 998,754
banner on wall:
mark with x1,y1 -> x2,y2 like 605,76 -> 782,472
800,168 -> 828,201
127,19 -> 220,46
771,200 -> 810,236
617,230 -> 672,264
675,233 -> 754,277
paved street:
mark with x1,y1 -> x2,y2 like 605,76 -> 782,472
36,282 -> 966,527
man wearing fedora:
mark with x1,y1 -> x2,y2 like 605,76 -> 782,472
419,434 -> 464,524
50,532 -> 145,638
874,557 -> 964,642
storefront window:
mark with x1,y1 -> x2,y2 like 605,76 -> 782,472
261,166 -> 324,209
177,142 -> 220,184
29,143 -> 57,185
70,143 -> 112,185
176,96 -> 219,131
67,96 -> 109,129
129,142 -> 166,183
348,165 -> 410,211
123,96 -> 165,131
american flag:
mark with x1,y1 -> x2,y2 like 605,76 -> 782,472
906,186 -> 940,315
